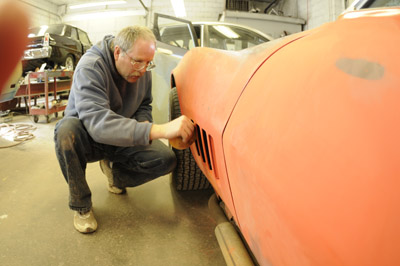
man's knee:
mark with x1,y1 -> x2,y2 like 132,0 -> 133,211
164,150 -> 177,172
159,147 -> 177,174
54,117 -> 84,150
138,142 -> 177,175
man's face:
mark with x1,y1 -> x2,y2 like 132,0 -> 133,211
114,38 -> 156,83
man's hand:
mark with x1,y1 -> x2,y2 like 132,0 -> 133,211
150,115 -> 195,144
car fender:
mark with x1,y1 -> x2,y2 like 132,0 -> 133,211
172,31 -> 308,221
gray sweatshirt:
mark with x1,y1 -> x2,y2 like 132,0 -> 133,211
64,35 -> 153,147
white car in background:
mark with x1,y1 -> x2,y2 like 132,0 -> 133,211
151,13 -> 273,124
346,0 -> 399,11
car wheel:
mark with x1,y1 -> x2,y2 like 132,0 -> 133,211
64,55 -> 74,71
169,87 -> 212,190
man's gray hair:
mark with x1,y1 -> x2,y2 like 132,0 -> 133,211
114,25 -> 156,52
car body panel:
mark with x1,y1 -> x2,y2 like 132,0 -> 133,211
173,32 -> 306,221
172,6 -> 400,266
224,8 -> 400,265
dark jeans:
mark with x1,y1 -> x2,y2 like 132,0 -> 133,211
54,117 -> 176,213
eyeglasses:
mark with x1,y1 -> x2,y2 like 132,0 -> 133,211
123,51 -> 155,71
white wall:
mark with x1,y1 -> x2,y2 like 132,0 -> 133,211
61,0 -> 227,45
17,0 -> 61,28
63,14 -> 146,45
20,0 -> 351,43
61,0 -> 147,44
297,0 -> 346,30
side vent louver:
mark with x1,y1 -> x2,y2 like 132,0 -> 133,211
194,124 -> 218,178
202,129 -> 213,171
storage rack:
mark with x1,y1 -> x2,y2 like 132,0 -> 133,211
17,70 -> 73,123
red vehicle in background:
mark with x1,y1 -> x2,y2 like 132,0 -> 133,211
169,0 -> 400,265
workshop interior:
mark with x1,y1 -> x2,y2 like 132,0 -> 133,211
1,0 -> 400,265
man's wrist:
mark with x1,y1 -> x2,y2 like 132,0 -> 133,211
149,124 -> 164,140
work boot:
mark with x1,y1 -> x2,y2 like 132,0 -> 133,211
99,159 -> 126,194
74,209 -> 97,233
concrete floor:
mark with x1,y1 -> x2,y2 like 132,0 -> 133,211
0,113 -> 226,266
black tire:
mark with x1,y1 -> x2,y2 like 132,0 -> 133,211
169,87 -> 211,190
64,55 -> 74,71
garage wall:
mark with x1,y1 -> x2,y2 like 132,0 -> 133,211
18,0 -> 61,28
150,0 -> 225,22
63,0 -> 227,45
297,0 -> 346,30
61,1 -> 146,45
63,12 -> 146,46
221,0 -> 305,38
21,0 -> 352,45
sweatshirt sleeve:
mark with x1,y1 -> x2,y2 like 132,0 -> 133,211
72,66 -> 152,147
133,73 -> 153,122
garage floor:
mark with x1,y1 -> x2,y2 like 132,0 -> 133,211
0,113 -> 226,266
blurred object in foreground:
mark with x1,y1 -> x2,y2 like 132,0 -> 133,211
0,0 -> 29,100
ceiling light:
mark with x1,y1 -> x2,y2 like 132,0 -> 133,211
69,1 -> 127,10
213,25 -> 239,39
64,10 -> 146,21
170,0 -> 186,17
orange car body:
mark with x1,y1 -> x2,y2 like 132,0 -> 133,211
172,7 -> 400,266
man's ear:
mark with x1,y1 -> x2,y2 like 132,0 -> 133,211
114,45 -> 121,61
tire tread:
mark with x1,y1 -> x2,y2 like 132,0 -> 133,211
169,88 -> 211,191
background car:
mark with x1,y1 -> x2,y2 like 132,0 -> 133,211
169,0 -> 400,265
151,13 -> 273,125
22,23 -> 92,74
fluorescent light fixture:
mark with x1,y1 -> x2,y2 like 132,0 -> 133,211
63,10 -> 146,21
213,25 -> 239,39
69,1 -> 127,10
170,0 -> 186,17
